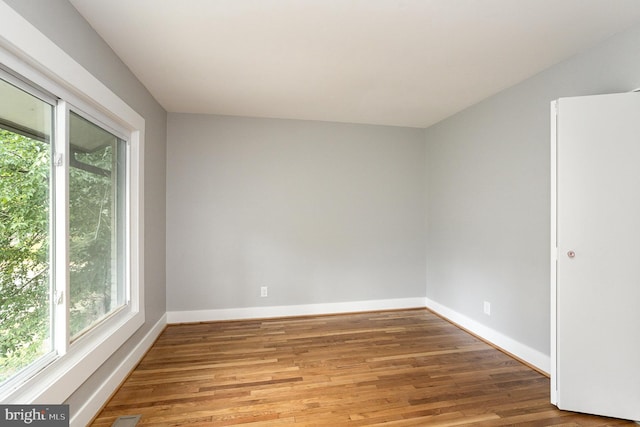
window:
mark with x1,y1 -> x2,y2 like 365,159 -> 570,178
0,7 -> 145,405
68,111 -> 127,339
0,4 -> 145,406
0,69 -> 135,393
0,77 -> 54,384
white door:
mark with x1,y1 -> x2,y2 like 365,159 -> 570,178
553,92 -> 640,422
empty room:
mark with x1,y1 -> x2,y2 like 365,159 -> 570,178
1,0 -> 640,425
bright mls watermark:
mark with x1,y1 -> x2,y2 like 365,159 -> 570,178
0,405 -> 69,426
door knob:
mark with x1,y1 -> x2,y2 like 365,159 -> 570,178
567,250 -> 576,258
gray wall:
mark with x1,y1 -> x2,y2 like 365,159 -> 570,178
4,0 -> 167,412
425,24 -> 640,355
167,114 -> 426,311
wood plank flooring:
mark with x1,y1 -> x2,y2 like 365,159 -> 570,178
91,309 -> 635,426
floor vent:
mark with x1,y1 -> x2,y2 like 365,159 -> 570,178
111,415 -> 141,427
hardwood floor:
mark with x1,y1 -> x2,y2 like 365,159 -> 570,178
91,309 -> 634,426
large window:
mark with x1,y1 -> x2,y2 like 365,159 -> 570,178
0,68 -> 135,396
0,6 -> 145,415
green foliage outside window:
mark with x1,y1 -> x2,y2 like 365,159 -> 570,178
0,126 -> 119,384
69,144 -> 116,337
0,129 -> 50,383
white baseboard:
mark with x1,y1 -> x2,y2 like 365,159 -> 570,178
71,314 -> 167,427
167,297 -> 427,324
167,299 -> 550,374
425,298 -> 550,375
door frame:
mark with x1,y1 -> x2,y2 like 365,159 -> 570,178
549,100 -> 558,405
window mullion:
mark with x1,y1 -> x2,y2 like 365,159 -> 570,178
53,100 -> 70,356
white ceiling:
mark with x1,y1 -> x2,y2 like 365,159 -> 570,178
69,0 -> 640,128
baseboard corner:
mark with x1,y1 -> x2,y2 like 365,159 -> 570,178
424,298 -> 550,375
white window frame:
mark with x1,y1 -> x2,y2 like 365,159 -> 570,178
0,1 -> 145,404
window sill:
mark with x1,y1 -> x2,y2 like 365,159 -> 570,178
1,308 -> 144,404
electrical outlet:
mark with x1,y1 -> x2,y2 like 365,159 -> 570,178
483,301 -> 491,316
260,286 -> 268,297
